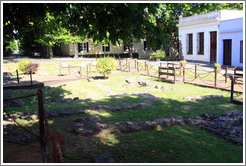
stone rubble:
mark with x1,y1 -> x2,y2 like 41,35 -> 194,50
109,93 -> 162,101
3,111 -> 243,146
125,77 -> 180,91
192,111 -> 243,145
73,115 -> 191,135
183,95 -> 223,101
73,111 -> 243,145
3,103 -> 152,120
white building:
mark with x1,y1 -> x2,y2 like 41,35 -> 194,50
177,10 -> 243,67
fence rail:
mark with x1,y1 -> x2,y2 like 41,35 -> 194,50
116,58 -> 243,93
3,89 -> 50,162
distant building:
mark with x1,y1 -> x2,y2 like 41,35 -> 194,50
60,39 -> 152,59
177,10 -> 243,67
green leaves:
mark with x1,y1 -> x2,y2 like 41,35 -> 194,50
96,57 -> 117,78
150,50 -> 166,59
3,3 -> 243,53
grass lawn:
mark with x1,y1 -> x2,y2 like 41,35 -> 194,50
5,71 -> 243,163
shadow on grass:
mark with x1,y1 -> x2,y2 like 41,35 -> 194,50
3,85 -> 243,163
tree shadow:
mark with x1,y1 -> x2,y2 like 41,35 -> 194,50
3,86 -> 243,163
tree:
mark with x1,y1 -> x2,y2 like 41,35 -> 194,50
3,3 -> 243,58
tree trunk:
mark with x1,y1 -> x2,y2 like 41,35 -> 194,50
74,42 -> 78,58
129,45 -> 133,59
48,46 -> 54,58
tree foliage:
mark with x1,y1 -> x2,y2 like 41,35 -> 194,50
3,3 -> 243,56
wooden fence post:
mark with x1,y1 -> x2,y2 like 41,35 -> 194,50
16,69 -> 20,83
137,61 -> 139,72
225,67 -> 228,83
147,64 -> 149,76
145,61 -> 147,71
126,58 -> 128,69
30,71 -> 33,86
119,59 -> 122,70
52,134 -> 65,163
68,65 -> 70,74
37,89 -> 48,163
183,67 -> 185,83
59,65 -> 61,76
214,68 -> 217,88
230,76 -> 234,102
195,64 -> 197,79
174,68 -> 176,84
135,59 -> 137,69
129,61 -> 131,72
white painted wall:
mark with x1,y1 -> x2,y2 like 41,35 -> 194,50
178,10 -> 244,66
219,18 -> 243,67
178,21 -> 219,62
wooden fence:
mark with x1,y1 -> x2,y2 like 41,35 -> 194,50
117,58 -> 243,93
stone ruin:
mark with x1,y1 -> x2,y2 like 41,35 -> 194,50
72,115 -> 192,136
183,95 -> 223,101
3,103 -> 152,120
125,77 -> 181,91
72,111 -> 243,145
193,111 -> 243,145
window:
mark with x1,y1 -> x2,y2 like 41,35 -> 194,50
240,40 -> 243,63
78,42 -> 89,53
144,41 -> 150,51
187,34 -> 193,54
124,45 -> 132,52
124,40 -> 133,51
198,32 -> 204,54
102,43 -> 110,52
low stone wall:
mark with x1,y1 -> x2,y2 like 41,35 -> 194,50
3,103 -> 152,120
73,111 -> 243,145
192,111 -> 243,145
183,95 -> 223,101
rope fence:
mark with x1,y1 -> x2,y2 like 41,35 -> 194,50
116,58 -> 243,92
3,89 -> 51,163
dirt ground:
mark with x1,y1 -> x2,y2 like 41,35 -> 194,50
3,142 -> 43,163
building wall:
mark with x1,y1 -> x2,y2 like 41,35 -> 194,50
178,21 -> 219,62
178,10 -> 243,65
219,18 -> 243,67
61,39 -> 152,59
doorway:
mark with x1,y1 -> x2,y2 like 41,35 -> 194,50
210,31 -> 217,62
223,39 -> 232,66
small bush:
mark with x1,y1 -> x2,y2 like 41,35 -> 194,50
23,63 -> 39,74
214,63 -> 221,68
18,60 -> 31,73
180,60 -> 187,64
96,57 -> 117,78
150,50 -> 166,60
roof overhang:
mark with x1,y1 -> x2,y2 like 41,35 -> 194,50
176,18 -> 219,28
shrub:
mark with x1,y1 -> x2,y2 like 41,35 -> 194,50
23,63 -> 39,74
180,60 -> 187,64
214,63 -> 221,68
18,60 -> 31,73
96,57 -> 117,78
150,50 -> 166,60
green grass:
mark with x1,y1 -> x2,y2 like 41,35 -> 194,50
4,72 -> 243,163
